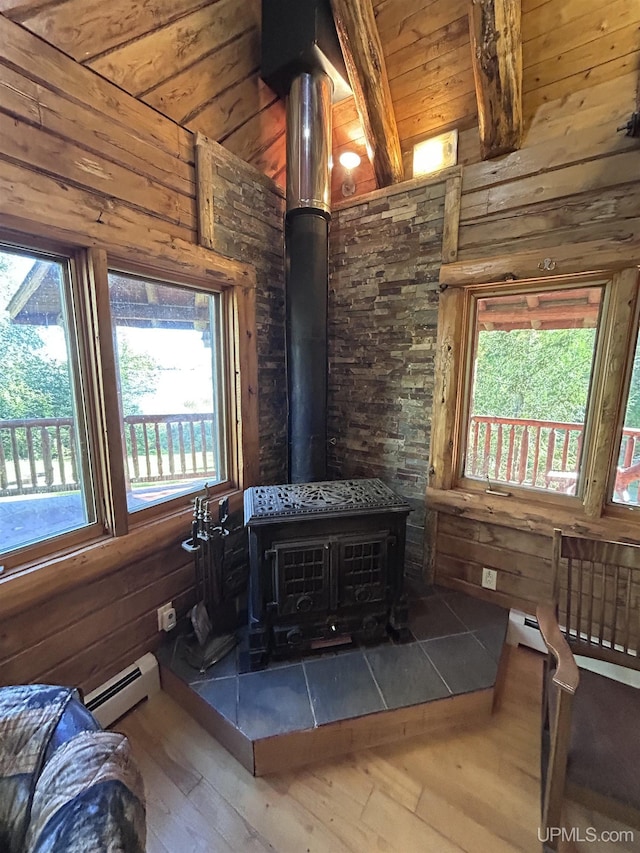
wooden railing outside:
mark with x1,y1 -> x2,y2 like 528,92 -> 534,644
615,426 -> 640,502
0,417 -> 79,496
466,416 -> 584,490
123,413 -> 218,484
0,413 -> 218,497
466,416 -> 640,501
3,412 -> 639,502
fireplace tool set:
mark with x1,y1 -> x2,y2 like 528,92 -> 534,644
181,491 -> 238,671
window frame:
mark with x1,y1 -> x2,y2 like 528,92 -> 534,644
0,238 -> 107,567
105,264 -> 232,526
428,265 -> 640,525
604,284 -> 640,517
457,276 -> 607,504
0,238 -> 258,575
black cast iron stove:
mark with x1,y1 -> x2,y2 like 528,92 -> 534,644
244,479 -> 410,670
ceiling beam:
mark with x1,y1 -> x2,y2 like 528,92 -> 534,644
468,0 -> 523,160
330,0 -> 404,187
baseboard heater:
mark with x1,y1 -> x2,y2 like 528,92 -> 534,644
508,610 -> 640,687
84,652 -> 160,728
507,610 -> 547,653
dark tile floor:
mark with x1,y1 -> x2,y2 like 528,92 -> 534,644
157,587 -> 508,741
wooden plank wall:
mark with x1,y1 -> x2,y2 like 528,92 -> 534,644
0,17 -> 200,693
3,0 -> 636,205
0,16 -> 196,261
372,0 -> 640,189
0,17 -> 284,692
0,0 -> 287,185
433,69 -> 640,613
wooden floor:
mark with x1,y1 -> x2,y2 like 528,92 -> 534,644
118,646 -> 636,853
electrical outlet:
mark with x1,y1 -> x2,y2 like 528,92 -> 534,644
481,568 -> 497,590
157,602 -> 177,632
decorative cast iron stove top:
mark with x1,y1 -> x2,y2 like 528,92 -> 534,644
244,478 -> 409,524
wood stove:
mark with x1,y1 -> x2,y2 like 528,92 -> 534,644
243,478 -> 410,669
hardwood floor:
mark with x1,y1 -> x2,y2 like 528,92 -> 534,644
117,646 -> 633,852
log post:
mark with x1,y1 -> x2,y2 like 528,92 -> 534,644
468,0 -> 523,160
331,0 -> 404,187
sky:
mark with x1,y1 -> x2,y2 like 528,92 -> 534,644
117,326 -> 215,414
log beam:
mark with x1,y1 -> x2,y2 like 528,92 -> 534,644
330,0 -> 404,187
468,0 -> 523,160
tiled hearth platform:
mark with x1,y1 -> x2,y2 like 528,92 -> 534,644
158,587 -> 509,776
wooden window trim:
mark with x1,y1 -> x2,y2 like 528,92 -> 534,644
429,255 -> 640,536
582,267 -> 639,516
0,239 -> 107,567
0,237 -> 258,614
456,276 -> 609,505
86,248 -> 129,536
102,261 -> 253,530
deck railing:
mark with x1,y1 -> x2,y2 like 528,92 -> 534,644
466,416 -> 584,489
0,417 -> 79,495
3,413 -> 640,502
123,413 -> 218,484
0,413 -> 218,496
467,415 -> 640,500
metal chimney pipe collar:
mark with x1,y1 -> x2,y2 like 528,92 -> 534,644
286,71 -> 333,215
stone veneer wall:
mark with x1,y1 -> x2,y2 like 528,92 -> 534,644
328,180 -> 445,580
202,139 -> 445,583
207,141 -> 287,486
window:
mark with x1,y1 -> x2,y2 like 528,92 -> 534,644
0,246 -> 96,553
463,285 -> 602,496
0,237 -> 255,572
613,316 -> 640,507
430,266 -> 640,519
108,271 -> 227,513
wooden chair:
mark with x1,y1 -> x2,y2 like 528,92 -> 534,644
537,529 -> 640,850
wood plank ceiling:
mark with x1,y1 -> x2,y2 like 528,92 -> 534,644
1,0 -> 638,206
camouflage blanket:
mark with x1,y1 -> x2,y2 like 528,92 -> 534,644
0,685 -> 145,853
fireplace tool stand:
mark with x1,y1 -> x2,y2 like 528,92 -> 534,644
181,493 -> 237,671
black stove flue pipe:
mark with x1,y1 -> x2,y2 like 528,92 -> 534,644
286,208 -> 329,482
285,72 -> 332,483
262,0 -> 343,483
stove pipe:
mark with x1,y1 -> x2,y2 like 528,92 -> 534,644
285,72 -> 332,482
261,0 -> 346,483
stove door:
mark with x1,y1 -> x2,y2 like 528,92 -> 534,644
337,531 -> 389,607
271,538 -> 331,617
